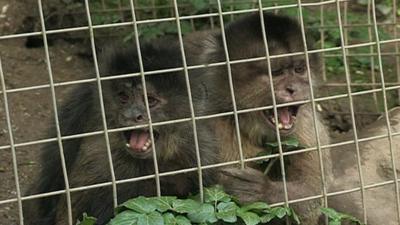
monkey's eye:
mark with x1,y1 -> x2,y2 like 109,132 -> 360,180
271,69 -> 283,76
118,92 -> 129,104
294,65 -> 306,74
147,96 -> 160,108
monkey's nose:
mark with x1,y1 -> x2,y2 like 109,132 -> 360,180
286,86 -> 295,95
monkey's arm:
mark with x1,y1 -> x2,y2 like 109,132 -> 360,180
220,167 -> 325,224
23,86 -> 95,225
220,167 -> 314,203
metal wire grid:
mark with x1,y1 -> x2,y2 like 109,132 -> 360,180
0,0 -> 399,225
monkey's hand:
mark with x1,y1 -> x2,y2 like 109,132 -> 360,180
220,167 -> 282,204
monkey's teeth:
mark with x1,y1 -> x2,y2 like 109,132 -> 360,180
284,123 -> 293,129
145,139 -> 152,146
125,143 -> 130,148
142,146 -> 148,151
317,104 -> 323,112
271,117 -> 276,123
277,123 -> 283,129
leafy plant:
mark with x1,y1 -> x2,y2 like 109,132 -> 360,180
76,186 -> 300,225
257,136 -> 304,175
76,186 -> 365,225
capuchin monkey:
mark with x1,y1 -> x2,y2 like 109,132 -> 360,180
185,13 -> 332,224
23,40 -> 219,225
186,13 -> 397,225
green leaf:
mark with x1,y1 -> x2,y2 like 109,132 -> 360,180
265,136 -> 301,149
175,216 -> 191,225
290,208 -> 300,224
237,211 -> 261,225
152,196 -> 176,212
122,196 -> 157,214
204,186 -> 231,203
76,213 -> 97,225
107,211 -> 141,225
269,207 -> 287,219
163,213 -> 176,225
321,208 -> 364,225
241,202 -> 270,212
265,142 -> 279,148
282,137 -> 300,147
329,220 -> 341,225
321,208 -> 341,220
260,213 -> 275,223
255,150 -> 273,164
137,211 -> 164,225
188,203 -> 217,223
163,213 -> 191,225
287,208 -> 293,216
216,202 -> 238,223
172,199 -> 200,214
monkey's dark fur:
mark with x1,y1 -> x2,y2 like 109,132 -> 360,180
186,13 -> 333,224
23,40 -> 218,225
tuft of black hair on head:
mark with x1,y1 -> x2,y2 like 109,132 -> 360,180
224,12 -> 303,47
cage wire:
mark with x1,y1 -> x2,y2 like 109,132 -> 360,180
0,0 -> 399,224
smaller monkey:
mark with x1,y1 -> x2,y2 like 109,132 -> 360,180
23,39 -> 219,225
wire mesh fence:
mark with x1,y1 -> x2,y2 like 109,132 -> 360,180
0,0 -> 399,224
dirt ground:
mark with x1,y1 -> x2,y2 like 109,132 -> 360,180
0,38 -> 94,224
0,1 -> 94,223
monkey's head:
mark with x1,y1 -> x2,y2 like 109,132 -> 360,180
107,75 -> 190,159
100,41 -> 192,159
204,13 -> 321,143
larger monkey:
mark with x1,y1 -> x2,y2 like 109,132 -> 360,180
23,40 -> 219,225
185,13 -> 332,224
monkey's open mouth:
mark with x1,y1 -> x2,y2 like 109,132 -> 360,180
123,129 -> 159,155
263,106 -> 300,134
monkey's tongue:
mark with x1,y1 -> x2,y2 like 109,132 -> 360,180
130,131 -> 150,151
277,107 -> 291,125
